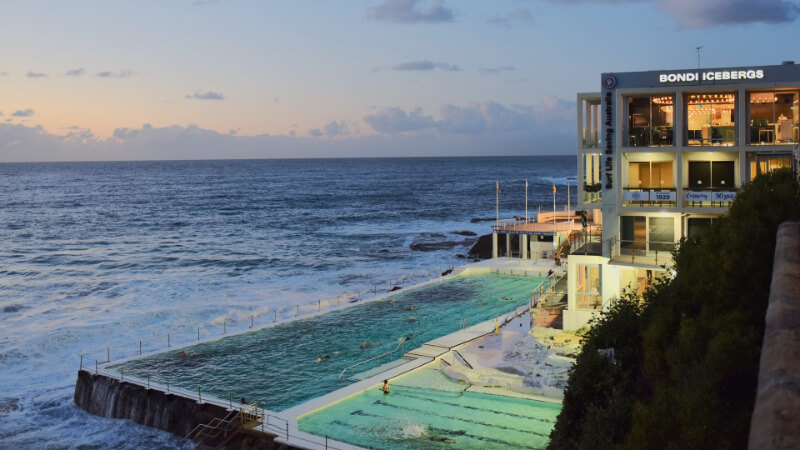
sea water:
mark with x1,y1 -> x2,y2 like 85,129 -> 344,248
0,156 -> 574,448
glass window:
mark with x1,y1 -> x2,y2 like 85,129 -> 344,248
687,161 -> 734,189
625,95 -> 674,147
627,161 -> 674,188
649,217 -> 674,252
576,265 -> 601,310
749,154 -> 794,181
686,92 -> 736,146
749,91 -> 799,145
582,153 -> 602,203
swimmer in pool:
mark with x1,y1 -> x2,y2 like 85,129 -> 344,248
408,306 -> 414,310
315,355 -> 331,363
382,380 -> 390,394
361,340 -> 366,349
409,316 -> 417,322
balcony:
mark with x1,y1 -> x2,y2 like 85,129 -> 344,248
622,187 -> 677,207
570,232 -> 602,256
683,187 -> 738,208
609,237 -> 674,267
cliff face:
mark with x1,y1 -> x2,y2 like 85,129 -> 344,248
74,369 -> 228,437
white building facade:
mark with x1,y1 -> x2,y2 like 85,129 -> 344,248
564,62 -> 800,330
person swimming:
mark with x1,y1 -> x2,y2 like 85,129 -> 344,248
361,340 -> 366,349
407,306 -> 414,310
409,316 -> 417,322
315,355 -> 331,363
382,380 -> 390,394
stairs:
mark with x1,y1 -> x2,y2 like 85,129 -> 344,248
185,404 -> 263,447
404,343 -> 449,359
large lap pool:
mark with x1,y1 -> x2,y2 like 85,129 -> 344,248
299,366 -> 561,449
113,273 -> 546,411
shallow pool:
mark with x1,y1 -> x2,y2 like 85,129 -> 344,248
299,366 -> 561,449
113,273 -> 545,411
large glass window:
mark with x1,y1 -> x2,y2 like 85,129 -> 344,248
627,161 -> 674,188
748,153 -> 794,181
686,92 -> 736,146
625,95 -> 674,147
575,265 -> 601,310
582,153 -> 601,203
687,161 -> 735,188
749,91 -> 799,145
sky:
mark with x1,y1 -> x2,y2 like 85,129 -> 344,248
1,0 -> 799,162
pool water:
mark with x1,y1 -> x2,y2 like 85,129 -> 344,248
299,366 -> 561,449
114,273 -> 545,411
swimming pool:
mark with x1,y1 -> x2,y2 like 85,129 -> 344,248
298,366 -> 561,449
113,273 -> 545,411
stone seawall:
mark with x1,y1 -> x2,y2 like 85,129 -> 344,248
74,370 -> 290,449
749,220 -> 800,450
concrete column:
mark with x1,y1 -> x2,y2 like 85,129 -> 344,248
521,235 -> 529,259
492,232 -> 498,259
506,234 -> 512,258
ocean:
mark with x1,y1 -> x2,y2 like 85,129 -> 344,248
0,156 -> 575,448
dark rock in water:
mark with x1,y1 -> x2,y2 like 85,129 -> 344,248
468,234 -> 494,259
455,254 -> 465,258
470,218 -> 495,223
0,397 -> 21,416
378,249 -> 390,253
452,230 -> 477,236
390,286 -> 402,292
3,305 -> 22,313
409,238 -> 476,252
441,269 -> 453,276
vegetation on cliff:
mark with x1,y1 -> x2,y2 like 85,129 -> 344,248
549,169 -> 799,450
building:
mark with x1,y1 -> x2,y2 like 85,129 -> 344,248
564,62 -> 800,330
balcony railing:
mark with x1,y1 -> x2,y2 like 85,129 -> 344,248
682,187 -> 738,207
582,182 -> 602,204
609,237 -> 674,267
570,232 -> 603,256
622,187 -> 677,207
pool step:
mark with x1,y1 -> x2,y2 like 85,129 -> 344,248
404,344 -> 449,359
350,357 -> 414,381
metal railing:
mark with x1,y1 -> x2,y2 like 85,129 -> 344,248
609,237 -> 674,266
337,338 -> 408,380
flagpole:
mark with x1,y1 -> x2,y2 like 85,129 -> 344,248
525,179 -> 528,222
496,181 -> 499,223
553,184 -> 557,259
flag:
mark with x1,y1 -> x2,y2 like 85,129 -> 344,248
496,181 -> 500,194
552,184 -> 556,194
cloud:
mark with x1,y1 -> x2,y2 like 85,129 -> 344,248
185,91 -> 225,100
487,8 -> 534,28
392,60 -> 461,71
658,0 -> 800,28
364,97 -> 575,137
367,0 -> 454,24
0,116 -> 573,163
479,66 -> 516,75
65,68 -> 85,77
363,107 -> 436,133
11,109 -> 35,117
546,0 -> 799,28
26,71 -> 48,78
308,128 -> 324,137
323,121 -> 350,138
96,70 -> 134,78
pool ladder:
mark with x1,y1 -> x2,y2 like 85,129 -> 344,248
338,338 -> 407,380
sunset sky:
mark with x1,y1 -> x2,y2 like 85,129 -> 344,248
2,0 -> 799,161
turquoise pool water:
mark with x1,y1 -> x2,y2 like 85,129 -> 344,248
114,273 -> 545,411
299,366 -> 561,449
